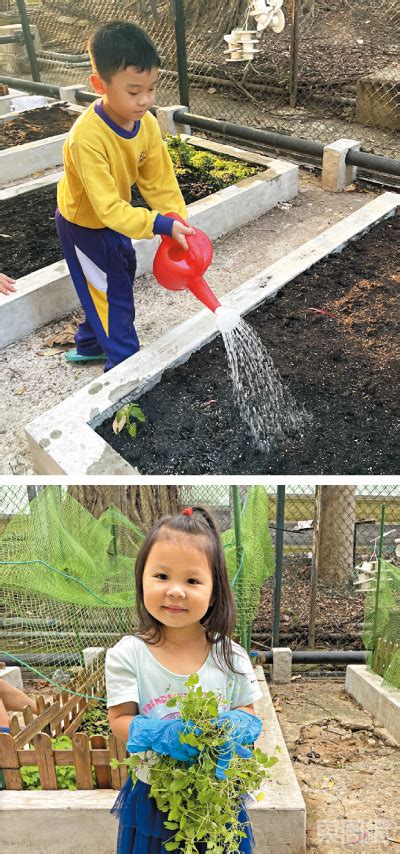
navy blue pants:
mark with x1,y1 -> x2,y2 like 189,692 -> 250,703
111,776 -> 255,854
55,210 -> 139,372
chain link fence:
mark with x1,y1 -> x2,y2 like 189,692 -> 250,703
1,1 -> 398,157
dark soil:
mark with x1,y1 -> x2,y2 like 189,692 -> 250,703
97,217 -> 400,475
0,104 -> 77,150
1,169 -> 260,281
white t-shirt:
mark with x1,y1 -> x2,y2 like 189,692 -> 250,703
106,634 -> 262,716
106,635 -> 262,783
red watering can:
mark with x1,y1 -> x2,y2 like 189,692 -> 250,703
152,212 -> 221,313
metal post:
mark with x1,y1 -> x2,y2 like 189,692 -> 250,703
289,0 -> 301,108
308,485 -> 321,648
232,486 -> 247,649
15,0 -> 40,82
371,504 -> 386,663
272,486 -> 285,647
172,0 -> 190,109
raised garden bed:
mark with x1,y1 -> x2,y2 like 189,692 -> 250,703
96,216 -> 399,476
23,192 -> 398,475
0,140 -> 261,279
0,103 -> 78,149
1,139 -> 297,347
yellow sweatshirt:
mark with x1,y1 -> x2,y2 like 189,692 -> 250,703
57,100 -> 187,240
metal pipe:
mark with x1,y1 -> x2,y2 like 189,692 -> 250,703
251,650 -> 368,663
38,50 -> 89,63
15,0 -> 41,82
174,110 -> 325,156
272,486 -> 285,647
0,652 -> 81,667
0,75 -> 60,98
172,0 -> 190,109
347,149 -> 400,178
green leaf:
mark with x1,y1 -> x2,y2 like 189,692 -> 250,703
127,422 -> 137,438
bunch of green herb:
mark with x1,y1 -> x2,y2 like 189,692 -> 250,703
112,674 -> 278,853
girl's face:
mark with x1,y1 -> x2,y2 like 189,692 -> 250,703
142,532 -> 214,632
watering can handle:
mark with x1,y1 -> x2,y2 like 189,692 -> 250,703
166,212 -> 204,272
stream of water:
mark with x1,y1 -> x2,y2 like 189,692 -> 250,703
215,306 -> 311,452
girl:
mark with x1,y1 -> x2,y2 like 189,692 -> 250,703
106,505 -> 263,854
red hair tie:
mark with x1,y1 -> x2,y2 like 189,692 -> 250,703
182,507 -> 193,516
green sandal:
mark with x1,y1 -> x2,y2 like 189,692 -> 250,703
65,348 -> 106,363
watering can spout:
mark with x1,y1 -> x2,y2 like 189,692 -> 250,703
188,277 -> 221,313
152,212 -> 221,313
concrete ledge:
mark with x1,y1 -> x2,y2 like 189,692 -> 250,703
24,191 -> 399,475
0,139 -> 297,347
345,664 -> 400,744
0,667 -> 306,853
0,105 -> 83,184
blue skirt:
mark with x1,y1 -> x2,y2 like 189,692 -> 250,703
111,776 -> 255,854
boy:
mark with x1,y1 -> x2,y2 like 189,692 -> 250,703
56,21 -> 193,372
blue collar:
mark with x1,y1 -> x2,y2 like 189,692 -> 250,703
94,101 -> 140,139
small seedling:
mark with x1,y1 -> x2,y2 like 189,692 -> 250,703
112,403 -> 145,438
111,674 -> 278,853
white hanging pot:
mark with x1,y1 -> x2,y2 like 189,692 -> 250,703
271,8 -> 285,32
253,10 -> 274,30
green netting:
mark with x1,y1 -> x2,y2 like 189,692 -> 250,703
0,485 -> 274,697
363,559 -> 400,690
222,486 -> 275,649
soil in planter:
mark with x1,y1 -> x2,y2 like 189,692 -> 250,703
97,217 -> 400,475
0,104 -> 78,150
1,163 -> 261,279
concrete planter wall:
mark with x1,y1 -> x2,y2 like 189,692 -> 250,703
24,191 -> 399,475
0,137 -> 298,347
0,102 -> 84,181
0,667 -> 306,854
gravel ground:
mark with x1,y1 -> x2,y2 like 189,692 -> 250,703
0,172 -> 378,475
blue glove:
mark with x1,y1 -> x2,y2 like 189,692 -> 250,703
215,710 -> 263,780
127,715 -> 199,763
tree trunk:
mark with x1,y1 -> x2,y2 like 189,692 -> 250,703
67,485 -> 180,532
314,486 -> 357,587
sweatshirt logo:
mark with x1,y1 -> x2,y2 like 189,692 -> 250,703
138,151 -> 146,164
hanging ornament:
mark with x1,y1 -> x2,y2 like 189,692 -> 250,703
249,0 -> 286,33
223,29 -> 259,61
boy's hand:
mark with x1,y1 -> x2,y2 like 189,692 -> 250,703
0,274 -> 16,296
171,220 -> 195,251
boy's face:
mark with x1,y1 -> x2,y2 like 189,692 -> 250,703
91,65 -> 158,128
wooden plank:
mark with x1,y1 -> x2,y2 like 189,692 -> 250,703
14,701 -> 60,749
9,714 -> 20,736
91,736 -> 111,788
0,732 -> 23,790
33,733 -> 58,789
22,705 -> 33,726
63,703 -> 91,737
17,747 -> 111,767
50,693 -> 87,731
108,734 -> 122,790
71,732 -> 93,789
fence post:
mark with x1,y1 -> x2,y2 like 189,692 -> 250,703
289,0 -> 301,107
232,486 -> 247,650
308,485 -> 320,649
15,0 -> 40,82
272,486 -> 285,647
371,503 -> 386,663
172,0 -> 190,109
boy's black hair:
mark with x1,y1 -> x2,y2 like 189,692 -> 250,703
134,506 -> 242,675
88,21 -> 161,82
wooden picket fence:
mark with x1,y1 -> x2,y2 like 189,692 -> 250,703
0,663 -> 128,791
